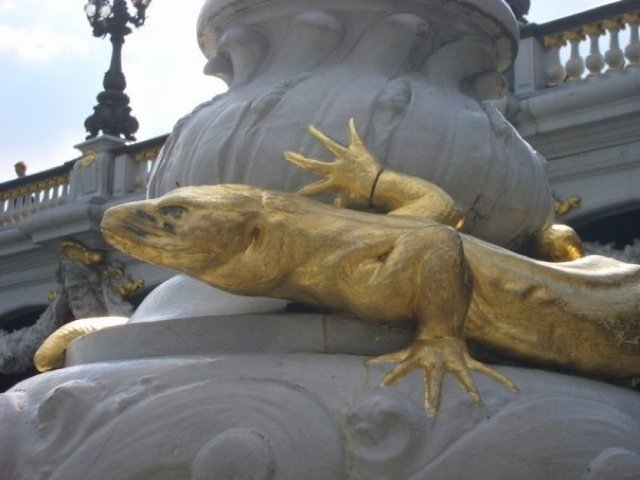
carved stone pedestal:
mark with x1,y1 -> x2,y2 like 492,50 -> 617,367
2,281 -> 640,480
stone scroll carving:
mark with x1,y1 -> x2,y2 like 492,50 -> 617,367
2,349 -> 640,480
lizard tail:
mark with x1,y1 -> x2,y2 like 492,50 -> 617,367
34,316 -> 129,372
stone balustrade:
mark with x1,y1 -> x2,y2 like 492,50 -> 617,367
120,137 -> 165,192
0,135 -> 166,228
515,1 -> 640,94
0,165 -> 72,226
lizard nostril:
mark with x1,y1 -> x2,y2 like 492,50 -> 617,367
163,222 -> 177,234
136,210 -> 156,222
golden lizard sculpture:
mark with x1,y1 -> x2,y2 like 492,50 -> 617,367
45,121 -> 640,416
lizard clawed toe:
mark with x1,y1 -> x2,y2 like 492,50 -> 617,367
368,336 -> 517,417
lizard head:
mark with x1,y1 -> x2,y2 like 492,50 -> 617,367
101,184 -> 273,291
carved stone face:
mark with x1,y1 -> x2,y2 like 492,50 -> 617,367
58,260 -> 107,319
149,0 -> 553,250
67,282 -> 105,319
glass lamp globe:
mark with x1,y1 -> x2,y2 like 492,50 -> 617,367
84,0 -> 112,21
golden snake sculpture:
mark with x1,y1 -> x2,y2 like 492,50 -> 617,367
39,120 -> 640,416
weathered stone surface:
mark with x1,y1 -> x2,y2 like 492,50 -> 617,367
2,312 -> 639,480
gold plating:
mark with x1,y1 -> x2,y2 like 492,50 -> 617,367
623,12 -> 640,24
34,316 -> 128,372
134,145 -> 162,162
101,120 -> 640,415
60,240 -> 105,265
78,150 -> 97,168
563,29 -> 586,42
603,17 -> 625,31
554,195 -> 581,216
0,174 -> 69,202
543,34 -> 567,49
583,23 -> 605,37
542,9 -> 640,50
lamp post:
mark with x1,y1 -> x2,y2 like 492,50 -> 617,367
83,0 -> 151,141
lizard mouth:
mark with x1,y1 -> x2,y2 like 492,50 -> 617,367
102,204 -> 189,257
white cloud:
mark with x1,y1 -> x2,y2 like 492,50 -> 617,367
0,23 -> 89,62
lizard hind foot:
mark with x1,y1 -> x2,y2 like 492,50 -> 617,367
368,337 -> 518,417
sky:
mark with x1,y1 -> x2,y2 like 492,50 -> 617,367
0,0 -> 619,183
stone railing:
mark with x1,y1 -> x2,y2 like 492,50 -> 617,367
112,135 -> 166,192
0,135 -> 167,228
0,163 -> 74,226
515,0 -> 640,93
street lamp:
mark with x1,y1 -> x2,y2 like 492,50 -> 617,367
83,0 -> 152,141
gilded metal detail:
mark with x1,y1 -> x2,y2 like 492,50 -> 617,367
603,17 -> 625,31
101,120 -> 640,416
563,29 -> 586,42
0,174 -> 69,202
34,316 -> 128,372
134,146 -> 162,162
115,279 -> 145,297
32,240 -> 144,372
583,23 -> 605,37
100,265 -> 145,297
554,195 -> 581,216
78,149 -> 97,168
59,240 -> 145,296
623,12 -> 640,24
542,12 -> 639,49
60,240 -> 105,265
543,34 -> 567,49
532,224 -> 584,262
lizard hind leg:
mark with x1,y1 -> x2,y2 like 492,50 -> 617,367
532,224 -> 584,262
367,226 -> 517,416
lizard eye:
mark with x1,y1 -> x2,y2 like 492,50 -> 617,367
158,206 -> 187,219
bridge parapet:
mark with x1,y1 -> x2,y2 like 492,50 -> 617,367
0,165 -> 72,227
2,2 -> 640,317
515,1 -> 640,94
509,2 -> 640,230
0,135 -> 166,229
0,134 -> 171,321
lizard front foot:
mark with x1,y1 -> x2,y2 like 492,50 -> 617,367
368,337 -> 518,417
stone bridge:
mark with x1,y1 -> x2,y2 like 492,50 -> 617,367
0,1 -> 639,359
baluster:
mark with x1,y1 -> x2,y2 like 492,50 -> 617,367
565,30 -> 586,80
543,34 -> 567,86
0,203 -> 8,226
583,23 -> 605,75
604,18 -> 626,70
624,12 -> 640,67
61,183 -> 70,202
50,184 -> 59,204
11,195 -> 24,222
27,190 -> 37,214
38,187 -> 49,211
17,195 -> 26,213
6,196 -> 15,214
0,200 -> 7,225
